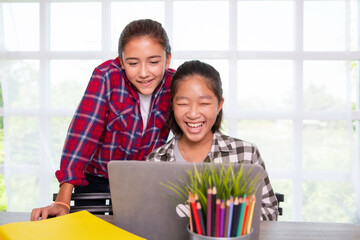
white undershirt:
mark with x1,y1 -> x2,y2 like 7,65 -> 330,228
138,93 -> 152,135
174,138 -> 187,162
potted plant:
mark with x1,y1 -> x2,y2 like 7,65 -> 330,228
162,162 -> 261,239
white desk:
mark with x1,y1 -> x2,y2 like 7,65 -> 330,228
259,220 -> 360,240
1,212 -> 360,240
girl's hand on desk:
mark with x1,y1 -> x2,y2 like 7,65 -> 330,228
30,203 -> 69,221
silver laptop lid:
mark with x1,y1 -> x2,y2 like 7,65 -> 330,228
108,161 -> 264,240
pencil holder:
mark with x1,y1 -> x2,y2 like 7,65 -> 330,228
187,225 -> 253,240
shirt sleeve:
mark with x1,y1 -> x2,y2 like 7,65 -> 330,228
252,147 -> 279,221
55,67 -> 108,186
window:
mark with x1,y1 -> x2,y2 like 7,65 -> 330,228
0,0 -> 359,224
0,82 -> 5,211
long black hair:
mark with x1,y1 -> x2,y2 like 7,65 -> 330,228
167,60 -> 223,135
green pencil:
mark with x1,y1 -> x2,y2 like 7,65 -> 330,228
237,197 -> 246,236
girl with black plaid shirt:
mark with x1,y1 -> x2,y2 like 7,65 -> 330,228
147,60 -> 279,220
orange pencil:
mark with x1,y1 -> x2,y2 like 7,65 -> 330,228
244,195 -> 256,234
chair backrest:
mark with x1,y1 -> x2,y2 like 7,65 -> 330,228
53,192 -> 113,215
275,193 -> 284,216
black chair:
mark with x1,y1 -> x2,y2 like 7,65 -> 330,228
275,193 -> 284,216
53,192 -> 113,215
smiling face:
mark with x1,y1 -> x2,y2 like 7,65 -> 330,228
173,74 -> 224,144
120,36 -> 171,95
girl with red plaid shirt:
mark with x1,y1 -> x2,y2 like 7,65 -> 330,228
31,19 -> 174,220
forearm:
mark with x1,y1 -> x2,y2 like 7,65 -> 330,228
260,185 -> 279,221
31,182 -> 74,221
261,202 -> 279,221
55,182 -> 74,205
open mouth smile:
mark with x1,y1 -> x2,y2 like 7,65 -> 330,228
186,122 -> 204,128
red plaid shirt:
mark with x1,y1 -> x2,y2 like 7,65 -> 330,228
55,58 -> 175,186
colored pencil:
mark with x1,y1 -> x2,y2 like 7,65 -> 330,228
226,197 -> 234,237
211,186 -> 217,236
241,196 -> 250,236
190,193 -> 198,233
236,198 -> 245,236
215,198 -> 221,237
191,210 -> 197,233
245,195 -> 256,234
190,192 -> 202,235
197,202 -> 206,235
219,200 -> 225,237
206,188 -> 212,236
223,199 -> 230,237
194,193 -> 199,203
188,194 -> 193,232
231,197 -> 239,237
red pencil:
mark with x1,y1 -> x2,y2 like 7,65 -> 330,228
190,192 -> 202,235
206,188 -> 212,236
241,196 -> 250,235
215,198 -> 221,237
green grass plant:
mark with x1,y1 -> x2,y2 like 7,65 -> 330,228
161,161 -> 261,213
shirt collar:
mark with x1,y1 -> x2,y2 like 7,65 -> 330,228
112,57 -> 122,70
204,131 -> 232,162
212,131 -> 233,153
158,131 -> 234,161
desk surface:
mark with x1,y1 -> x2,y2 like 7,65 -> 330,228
259,221 -> 360,240
1,212 -> 360,240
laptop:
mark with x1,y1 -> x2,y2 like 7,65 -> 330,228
108,161 -> 265,240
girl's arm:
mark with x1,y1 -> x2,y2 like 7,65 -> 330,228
30,183 -> 74,221
252,147 -> 279,220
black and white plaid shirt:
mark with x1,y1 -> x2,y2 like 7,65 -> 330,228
146,131 -> 279,221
